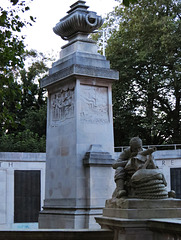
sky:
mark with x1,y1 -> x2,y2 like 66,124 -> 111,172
2,0 -> 117,58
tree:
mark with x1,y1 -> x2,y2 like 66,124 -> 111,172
0,51 -> 48,152
0,0 -> 35,135
104,0 -> 181,145
6,50 -> 48,134
0,50 -> 49,152
0,1 -> 48,152
23,105 -> 47,138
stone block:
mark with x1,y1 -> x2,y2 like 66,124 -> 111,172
103,198 -> 181,219
50,51 -> 110,75
103,207 -> 181,219
105,198 -> 181,209
96,198 -> 181,239
95,217 -> 153,240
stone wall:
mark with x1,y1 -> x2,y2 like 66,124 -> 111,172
0,152 -> 46,230
0,149 -> 180,230
154,149 -> 181,192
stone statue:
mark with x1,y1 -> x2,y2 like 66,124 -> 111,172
112,137 -> 168,199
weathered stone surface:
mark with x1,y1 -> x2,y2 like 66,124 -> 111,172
60,39 -> 98,57
96,217 -> 153,240
83,144 -> 114,166
103,206 -> 181,219
41,65 -> 118,89
39,208 -> 103,229
103,198 -> 181,219
96,216 -> 181,240
49,52 -> 110,75
148,218 -> 181,238
105,197 -> 181,209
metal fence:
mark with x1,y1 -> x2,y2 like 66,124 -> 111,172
114,144 -> 181,152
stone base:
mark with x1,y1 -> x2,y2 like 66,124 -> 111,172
96,217 -> 153,240
38,207 -> 102,229
95,198 -> 181,240
95,217 -> 181,240
104,198 -> 181,219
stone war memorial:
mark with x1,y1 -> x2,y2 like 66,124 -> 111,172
38,0 -> 118,229
38,0 -> 181,239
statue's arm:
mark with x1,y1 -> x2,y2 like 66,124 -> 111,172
112,148 -> 130,169
112,160 -> 128,169
140,147 -> 156,156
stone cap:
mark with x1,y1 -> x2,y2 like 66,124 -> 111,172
41,64 -> 119,88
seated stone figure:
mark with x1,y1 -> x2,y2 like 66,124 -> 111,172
112,137 -> 168,199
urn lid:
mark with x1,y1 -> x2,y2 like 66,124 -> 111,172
53,0 -> 103,40
67,0 -> 89,14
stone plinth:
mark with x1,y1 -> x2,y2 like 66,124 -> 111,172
38,2 -> 118,228
148,218 -> 181,239
96,198 -> 181,240
96,217 -> 153,240
103,198 -> 181,219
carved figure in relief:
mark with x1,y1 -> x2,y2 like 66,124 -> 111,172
80,85 -> 108,123
112,137 -> 168,199
51,88 -> 74,123
52,94 -> 61,120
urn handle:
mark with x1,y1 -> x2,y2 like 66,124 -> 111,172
85,12 -> 98,27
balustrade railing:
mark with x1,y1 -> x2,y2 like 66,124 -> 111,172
114,144 -> 181,152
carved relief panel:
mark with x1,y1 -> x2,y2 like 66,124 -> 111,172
80,85 -> 109,123
50,84 -> 75,126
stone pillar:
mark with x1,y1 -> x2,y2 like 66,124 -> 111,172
38,0 -> 119,229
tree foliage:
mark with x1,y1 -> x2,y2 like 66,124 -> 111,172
0,1 -> 48,152
0,0 -> 35,135
0,50 -> 48,152
122,0 -> 138,7
0,129 -> 46,152
104,0 -> 181,145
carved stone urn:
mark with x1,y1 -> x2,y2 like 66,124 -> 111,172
53,0 -> 103,41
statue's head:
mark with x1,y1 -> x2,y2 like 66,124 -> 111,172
129,137 -> 142,152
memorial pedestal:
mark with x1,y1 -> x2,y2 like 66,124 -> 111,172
96,198 -> 181,240
38,1 -> 119,229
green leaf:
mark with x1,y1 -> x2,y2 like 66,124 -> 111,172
123,0 -> 130,7
30,16 -> 36,22
10,0 -> 19,5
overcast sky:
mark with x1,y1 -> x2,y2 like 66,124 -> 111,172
2,0 -> 117,58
